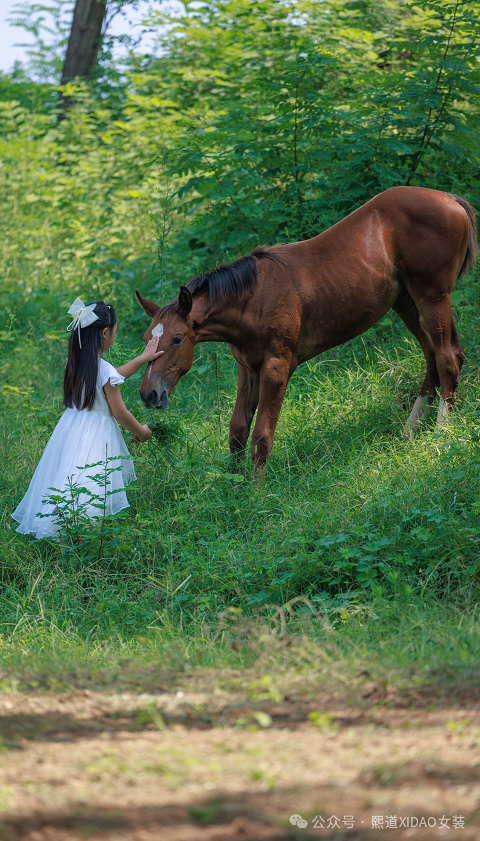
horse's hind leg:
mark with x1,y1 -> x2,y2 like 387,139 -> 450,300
393,288 -> 439,433
229,363 -> 260,464
415,295 -> 464,427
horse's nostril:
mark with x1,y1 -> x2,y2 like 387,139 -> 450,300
146,389 -> 158,405
142,388 -> 168,409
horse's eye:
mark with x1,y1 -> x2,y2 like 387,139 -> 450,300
173,336 -> 182,345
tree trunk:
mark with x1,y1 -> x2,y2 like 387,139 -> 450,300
59,0 -> 107,117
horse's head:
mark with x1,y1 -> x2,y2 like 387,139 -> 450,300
136,287 -> 195,409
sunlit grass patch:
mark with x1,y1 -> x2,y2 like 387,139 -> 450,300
1,595 -> 480,699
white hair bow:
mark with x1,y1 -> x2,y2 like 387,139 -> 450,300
67,297 -> 99,348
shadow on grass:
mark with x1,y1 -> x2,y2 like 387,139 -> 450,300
270,399 -> 414,471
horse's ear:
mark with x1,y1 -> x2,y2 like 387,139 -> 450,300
178,286 -> 193,318
135,290 -> 160,318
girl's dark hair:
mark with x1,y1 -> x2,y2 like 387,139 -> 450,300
63,301 -> 117,411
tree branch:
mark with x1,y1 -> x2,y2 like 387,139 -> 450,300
406,0 -> 459,184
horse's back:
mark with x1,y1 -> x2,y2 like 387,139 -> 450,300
316,186 -> 468,245
370,185 -> 468,230
284,186 -> 471,283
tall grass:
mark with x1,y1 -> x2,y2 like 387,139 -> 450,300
1,592 -> 480,696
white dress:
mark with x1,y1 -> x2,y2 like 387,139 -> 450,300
12,359 -> 136,540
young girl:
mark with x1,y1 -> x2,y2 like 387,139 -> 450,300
12,297 -> 163,540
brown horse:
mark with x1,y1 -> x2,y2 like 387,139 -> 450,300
136,186 -> 477,474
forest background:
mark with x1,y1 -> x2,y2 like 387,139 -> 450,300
0,0 -> 480,690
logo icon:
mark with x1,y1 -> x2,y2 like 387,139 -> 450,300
289,814 -> 308,828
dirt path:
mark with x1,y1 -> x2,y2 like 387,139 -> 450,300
0,687 -> 479,840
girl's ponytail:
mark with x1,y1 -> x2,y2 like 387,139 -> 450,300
63,302 -> 117,411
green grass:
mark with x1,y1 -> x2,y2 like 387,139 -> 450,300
1,283 -> 480,688
1,595 -> 480,698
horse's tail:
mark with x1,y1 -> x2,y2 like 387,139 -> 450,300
448,194 -> 478,277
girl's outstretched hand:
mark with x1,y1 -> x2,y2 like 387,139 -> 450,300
116,340 -> 164,380
132,424 -> 152,443
141,338 -> 165,363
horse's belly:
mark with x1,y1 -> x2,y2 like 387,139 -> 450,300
297,273 -> 401,363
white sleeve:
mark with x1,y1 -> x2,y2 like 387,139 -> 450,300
99,358 -> 125,387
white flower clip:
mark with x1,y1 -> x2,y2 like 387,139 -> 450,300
67,297 -> 99,348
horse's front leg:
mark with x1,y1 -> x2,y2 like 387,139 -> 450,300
251,355 -> 293,479
229,363 -> 260,466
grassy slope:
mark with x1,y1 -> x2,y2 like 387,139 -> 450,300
1,268 -> 479,692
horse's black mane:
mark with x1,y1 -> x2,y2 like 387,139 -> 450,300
159,247 -> 282,317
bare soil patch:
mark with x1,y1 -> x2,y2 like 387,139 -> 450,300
0,683 -> 480,841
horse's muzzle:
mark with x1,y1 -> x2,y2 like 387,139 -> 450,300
143,388 -> 168,409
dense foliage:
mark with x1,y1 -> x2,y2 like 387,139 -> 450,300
1,0 -> 479,309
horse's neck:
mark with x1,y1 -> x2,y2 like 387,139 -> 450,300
192,294 -> 241,344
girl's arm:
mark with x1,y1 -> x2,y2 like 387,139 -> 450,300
103,380 -> 151,442
116,338 -> 163,380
